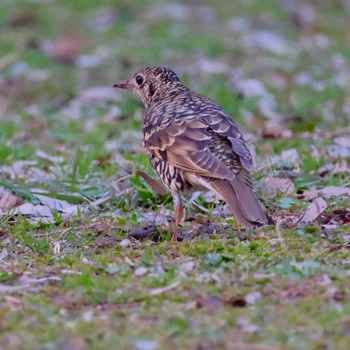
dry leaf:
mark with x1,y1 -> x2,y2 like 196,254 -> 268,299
134,267 -> 148,277
301,197 -> 327,223
36,150 -> 64,163
0,284 -> 31,293
265,177 -> 295,196
0,160 -> 37,179
34,193 -> 72,212
149,281 -> 180,295
334,136 -> 350,148
0,248 -> 8,261
235,317 -> 260,333
326,145 -> 350,159
319,186 -> 350,198
301,187 -> 318,200
0,189 -> 22,209
333,159 -> 350,174
244,291 -> 262,305
281,148 -> 299,166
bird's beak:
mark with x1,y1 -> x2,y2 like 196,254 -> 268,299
113,79 -> 131,89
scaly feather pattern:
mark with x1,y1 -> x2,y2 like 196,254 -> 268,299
114,67 -> 268,240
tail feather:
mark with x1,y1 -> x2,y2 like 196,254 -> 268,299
210,177 -> 268,227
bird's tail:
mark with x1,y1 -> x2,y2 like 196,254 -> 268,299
210,176 -> 268,228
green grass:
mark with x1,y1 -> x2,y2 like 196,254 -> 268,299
1,0 -> 350,349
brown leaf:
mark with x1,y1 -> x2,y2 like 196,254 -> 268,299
300,197 -> 327,223
0,189 -> 22,209
139,170 -> 167,196
300,187 -> 318,200
264,177 -> 295,196
334,159 -> 350,174
319,186 -> 350,198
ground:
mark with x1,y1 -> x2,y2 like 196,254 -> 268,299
1,1 -> 350,349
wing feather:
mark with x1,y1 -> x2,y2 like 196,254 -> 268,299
143,103 -> 253,179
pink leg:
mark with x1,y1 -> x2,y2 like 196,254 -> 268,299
171,193 -> 183,242
233,213 -> 241,232
171,204 -> 183,241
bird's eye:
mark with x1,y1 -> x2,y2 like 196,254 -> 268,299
135,75 -> 144,86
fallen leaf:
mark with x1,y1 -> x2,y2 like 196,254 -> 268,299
36,150 -> 64,163
321,224 -> 337,235
235,317 -> 260,333
244,291 -> 262,305
180,261 -> 195,274
326,145 -> 350,159
132,340 -> 159,350
300,197 -> 327,223
34,193 -> 72,212
319,186 -> 350,198
0,276 -> 60,294
334,136 -> 350,148
149,281 -> 180,295
281,148 -> 299,166
134,267 -> 148,277
334,159 -> 350,174
0,248 -> 8,261
0,160 -> 37,179
300,187 -> 318,200
265,177 -> 295,196
0,284 -> 31,293
0,189 -> 22,209
120,238 -> 133,247
141,212 -> 169,226
317,163 -> 334,176
10,202 -> 53,218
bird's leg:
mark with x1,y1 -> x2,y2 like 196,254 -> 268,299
233,214 -> 241,232
171,193 -> 183,242
231,211 -> 241,232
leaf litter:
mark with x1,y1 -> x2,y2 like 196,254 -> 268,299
1,2 -> 350,349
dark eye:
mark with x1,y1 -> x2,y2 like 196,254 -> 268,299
135,75 -> 144,86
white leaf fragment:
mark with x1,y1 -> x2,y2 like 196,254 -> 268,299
245,291 -> 262,305
149,281 -> 180,296
134,267 -> 148,277
319,186 -> 350,198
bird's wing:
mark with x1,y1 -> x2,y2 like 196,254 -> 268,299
143,109 -> 253,180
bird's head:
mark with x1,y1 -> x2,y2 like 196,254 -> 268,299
113,67 -> 182,107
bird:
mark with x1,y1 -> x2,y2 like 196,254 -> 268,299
113,67 -> 268,241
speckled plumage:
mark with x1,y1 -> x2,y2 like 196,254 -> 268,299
114,67 -> 268,240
